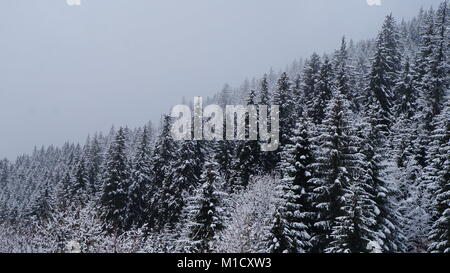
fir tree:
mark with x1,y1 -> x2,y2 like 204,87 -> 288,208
428,1 -> 449,117
259,74 -> 271,106
162,139 -> 203,227
70,156 -> 89,205
394,58 -> 418,118
312,56 -> 334,124
310,91 -> 357,252
310,91 -> 381,253
86,134 -> 103,195
273,119 -> 316,253
100,127 -> 130,232
259,75 -> 277,172
150,116 -> 179,229
184,159 -> 228,253
302,53 -> 322,118
427,95 -> 450,253
272,72 -> 295,169
127,126 -> 152,229
367,14 -> 402,130
233,89 -> 260,190
361,121 -> 405,253
333,37 -> 355,109
267,208 -> 291,253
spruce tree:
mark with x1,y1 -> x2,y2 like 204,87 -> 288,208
272,119 -> 316,253
428,1 -> 449,117
272,72 -> 295,169
184,159 -> 227,253
70,156 -> 89,205
86,134 -> 103,195
362,120 -> 406,253
427,95 -> 450,253
312,56 -> 334,124
394,58 -> 418,118
367,14 -> 402,130
310,91 -> 357,252
162,139 -> 203,227
100,127 -> 130,232
259,75 -> 277,172
310,91 -> 383,253
150,116 -> 179,229
128,126 -> 152,229
233,89 -> 260,190
302,53 -> 322,118
267,208 -> 292,253
333,37 -> 355,109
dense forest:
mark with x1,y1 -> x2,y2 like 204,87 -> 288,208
0,1 -> 449,253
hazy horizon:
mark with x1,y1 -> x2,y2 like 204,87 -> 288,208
0,0 -> 443,159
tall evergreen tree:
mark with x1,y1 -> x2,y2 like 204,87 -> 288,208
428,1 -> 449,116
70,156 -> 89,205
150,116 -> 179,229
367,14 -> 402,130
394,58 -> 418,118
427,95 -> 450,253
162,139 -> 203,227
100,127 -> 130,232
362,120 -> 406,253
312,56 -> 334,124
272,72 -> 295,170
259,74 -> 277,172
86,134 -> 104,195
233,89 -> 260,190
184,159 -> 228,253
302,53 -> 322,118
310,91 -> 357,252
310,91 -> 381,253
333,37 -> 355,109
128,126 -> 152,229
270,119 -> 316,253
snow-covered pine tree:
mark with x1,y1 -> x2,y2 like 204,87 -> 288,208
100,127 -> 130,232
214,140 -> 235,191
259,75 -> 277,173
394,58 -> 418,119
310,90 -> 353,252
367,14 -> 402,130
86,134 -> 104,195
427,94 -> 450,253
183,158 -> 228,253
292,74 -> 304,118
127,126 -> 152,229
325,179 -> 378,253
333,37 -> 355,110
323,114 -> 381,253
272,119 -> 316,253
413,8 -> 436,133
69,156 -> 89,205
428,1 -> 449,117
311,56 -> 334,124
233,89 -> 260,191
259,74 -> 271,106
361,120 -> 406,253
272,72 -> 295,169
161,139 -> 203,227
267,208 -> 291,253
148,116 -> 179,229
310,90 -> 375,252
29,179 -> 55,225
302,53 -> 322,120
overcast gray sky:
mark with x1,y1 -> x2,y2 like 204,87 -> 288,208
0,0 -> 442,159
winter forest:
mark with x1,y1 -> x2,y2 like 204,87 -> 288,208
0,2 -> 449,253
